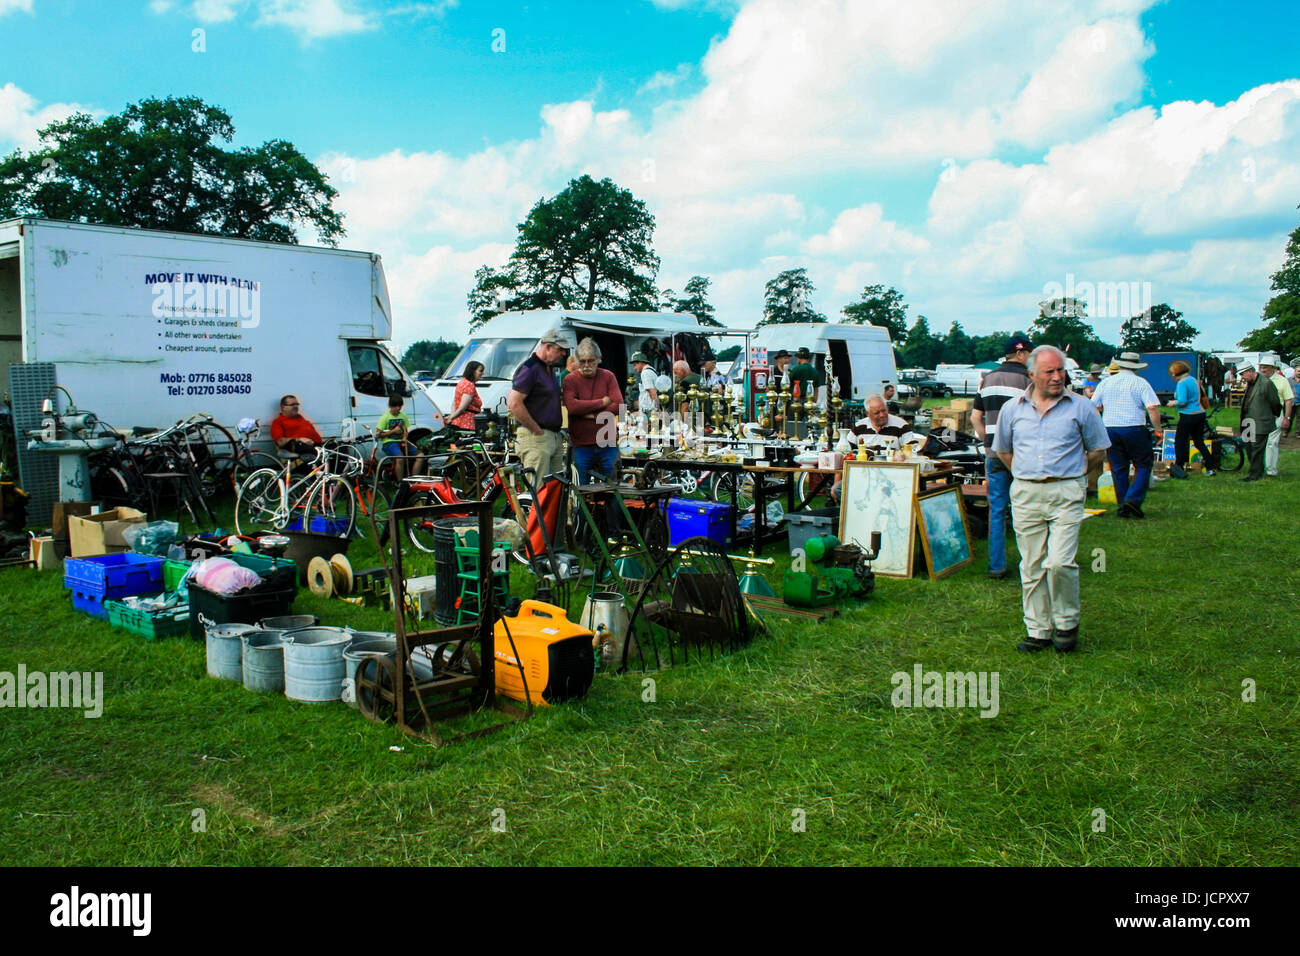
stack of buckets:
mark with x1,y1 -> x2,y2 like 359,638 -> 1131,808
204,615 -> 399,707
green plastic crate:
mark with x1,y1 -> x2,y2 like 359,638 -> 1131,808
164,552 -> 296,592
105,600 -> 190,640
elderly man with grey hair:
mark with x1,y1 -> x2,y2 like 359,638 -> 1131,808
992,345 -> 1110,653
562,336 -> 624,485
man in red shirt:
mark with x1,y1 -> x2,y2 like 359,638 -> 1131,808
562,338 -> 624,484
270,394 -> 324,455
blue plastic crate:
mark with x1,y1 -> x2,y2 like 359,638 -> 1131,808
64,553 -> 165,600
71,587 -> 109,618
666,498 -> 731,548
284,516 -> 350,535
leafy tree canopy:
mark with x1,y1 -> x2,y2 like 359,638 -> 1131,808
716,344 -> 742,362
399,339 -> 462,376
1119,303 -> 1198,352
899,315 -> 943,369
759,267 -> 826,326
1033,297 -> 1115,366
0,95 -> 343,245
841,283 -> 908,341
662,275 -> 722,327
1240,211 -> 1300,361
466,175 -> 660,331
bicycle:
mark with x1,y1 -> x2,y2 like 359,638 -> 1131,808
1158,406 -> 1244,473
234,445 -> 358,537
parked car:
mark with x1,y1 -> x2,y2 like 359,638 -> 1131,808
895,369 -> 953,399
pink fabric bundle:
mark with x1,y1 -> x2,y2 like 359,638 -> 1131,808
193,557 -> 262,594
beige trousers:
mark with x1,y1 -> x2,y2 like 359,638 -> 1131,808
1010,476 -> 1087,640
1265,424 -> 1282,476
515,427 -> 565,487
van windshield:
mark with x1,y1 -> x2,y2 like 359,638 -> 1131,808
443,338 -> 536,381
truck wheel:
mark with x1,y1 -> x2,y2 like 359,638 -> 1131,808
920,388 -> 933,398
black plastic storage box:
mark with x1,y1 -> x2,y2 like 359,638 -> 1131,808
187,566 -> 297,639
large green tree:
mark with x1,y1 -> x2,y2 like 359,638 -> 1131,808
1033,297 -> 1115,366
899,315 -> 942,369
662,275 -> 722,327
399,339 -> 462,375
466,175 -> 660,331
0,96 -> 343,245
1119,303 -> 1198,352
759,267 -> 826,326
1240,210 -> 1300,361
841,283 -> 908,341
942,321 -> 975,364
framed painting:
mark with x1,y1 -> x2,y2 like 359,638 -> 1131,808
838,460 -> 919,578
915,486 -> 974,580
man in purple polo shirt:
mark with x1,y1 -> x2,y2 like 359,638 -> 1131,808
993,345 -> 1110,654
507,327 -> 574,485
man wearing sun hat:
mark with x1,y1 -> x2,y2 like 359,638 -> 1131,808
1090,351 -> 1161,518
1237,360 -> 1281,482
1259,356 -> 1293,475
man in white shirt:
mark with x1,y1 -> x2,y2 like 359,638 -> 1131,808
631,351 -> 658,412
1090,351 -> 1161,519
847,395 -> 924,450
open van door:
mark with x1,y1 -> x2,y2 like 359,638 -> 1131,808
345,341 -> 443,433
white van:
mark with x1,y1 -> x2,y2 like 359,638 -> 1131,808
730,322 -> 898,404
935,364 -> 985,395
1,217 -> 441,520
429,309 -> 713,417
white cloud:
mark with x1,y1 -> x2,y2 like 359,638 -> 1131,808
0,83 -> 93,151
385,1 -> 457,18
804,204 -> 930,258
149,0 -> 175,12
192,0 -> 242,23
639,63 -> 692,96
0,0 -> 33,14
255,0 -> 372,39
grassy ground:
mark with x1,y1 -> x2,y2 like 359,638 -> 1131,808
1,447 -> 1296,866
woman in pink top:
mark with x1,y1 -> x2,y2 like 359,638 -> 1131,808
448,362 -> 484,431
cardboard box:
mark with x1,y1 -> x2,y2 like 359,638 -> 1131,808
67,507 -> 147,558
949,398 -> 974,411
1186,461 -> 1203,474
52,501 -> 95,558
29,535 -> 61,571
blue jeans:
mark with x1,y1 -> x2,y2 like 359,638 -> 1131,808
573,445 -> 619,485
1106,426 -> 1153,506
986,456 -> 1012,573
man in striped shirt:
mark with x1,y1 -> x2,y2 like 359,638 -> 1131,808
1090,352 -> 1161,518
971,335 -> 1033,579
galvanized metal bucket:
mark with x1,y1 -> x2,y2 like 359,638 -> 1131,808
241,630 -> 287,693
283,627 -> 351,704
206,623 -> 257,681
341,636 -> 397,708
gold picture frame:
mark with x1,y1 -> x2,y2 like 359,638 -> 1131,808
837,460 -> 919,578
914,486 -> 975,580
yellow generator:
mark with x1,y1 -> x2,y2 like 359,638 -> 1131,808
493,601 -> 594,706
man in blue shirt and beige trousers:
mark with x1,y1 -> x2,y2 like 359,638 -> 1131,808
994,345 -> 1111,653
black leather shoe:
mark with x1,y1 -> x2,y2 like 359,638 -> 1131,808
1053,627 -> 1078,652
988,569 -> 1010,579
1017,637 -> 1052,653
1116,502 -> 1132,518
1127,502 -> 1145,519
1239,476 -> 1259,483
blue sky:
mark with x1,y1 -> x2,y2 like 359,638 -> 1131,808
3,0 -> 1299,354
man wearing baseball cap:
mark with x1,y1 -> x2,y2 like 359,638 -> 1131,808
1259,356 -> 1293,475
971,334 -> 1033,578
1090,351 -> 1161,518
507,328 -> 573,485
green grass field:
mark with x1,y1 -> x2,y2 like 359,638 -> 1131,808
1,444 -> 1296,866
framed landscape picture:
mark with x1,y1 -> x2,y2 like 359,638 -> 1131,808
915,487 -> 974,580
838,460 -> 919,578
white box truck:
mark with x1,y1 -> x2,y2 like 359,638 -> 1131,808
729,322 -> 898,403
1,218 -> 443,436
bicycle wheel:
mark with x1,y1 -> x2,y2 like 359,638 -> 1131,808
235,469 -> 285,535
405,492 -> 441,553
232,451 -> 282,489
1214,438 -> 1244,472
352,482 -> 392,540
184,420 -> 239,497
305,476 -> 356,538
